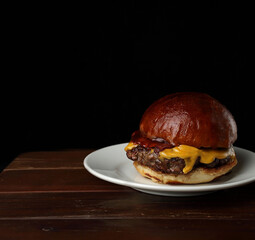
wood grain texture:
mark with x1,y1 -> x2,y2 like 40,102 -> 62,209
0,169 -> 130,193
5,149 -> 94,170
0,189 -> 254,220
0,149 -> 254,240
1,219 -> 255,240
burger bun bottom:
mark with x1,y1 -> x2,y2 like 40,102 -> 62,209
133,157 -> 238,184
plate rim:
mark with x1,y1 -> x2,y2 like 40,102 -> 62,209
84,143 -> 255,193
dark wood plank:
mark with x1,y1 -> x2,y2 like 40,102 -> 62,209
1,149 -> 254,240
0,169 -> 131,193
0,185 -> 254,220
5,149 -> 94,171
0,219 -> 254,240
1,166 -> 255,196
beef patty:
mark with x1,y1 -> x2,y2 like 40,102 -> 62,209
126,145 -> 233,175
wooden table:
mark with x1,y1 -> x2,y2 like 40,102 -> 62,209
0,149 -> 254,240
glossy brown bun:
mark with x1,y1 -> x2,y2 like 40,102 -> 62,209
140,92 -> 237,149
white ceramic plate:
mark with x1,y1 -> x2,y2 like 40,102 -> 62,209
84,143 -> 255,196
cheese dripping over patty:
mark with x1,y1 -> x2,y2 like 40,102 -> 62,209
125,142 -> 235,174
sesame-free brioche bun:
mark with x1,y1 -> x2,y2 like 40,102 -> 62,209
134,157 -> 237,184
125,92 -> 238,185
140,92 -> 237,149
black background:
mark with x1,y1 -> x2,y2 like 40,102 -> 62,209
2,1 -> 254,170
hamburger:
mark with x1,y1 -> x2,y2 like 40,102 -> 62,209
125,92 -> 238,184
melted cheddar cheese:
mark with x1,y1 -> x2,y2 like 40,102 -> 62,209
159,145 -> 235,174
124,142 -> 138,151
125,142 -> 235,174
